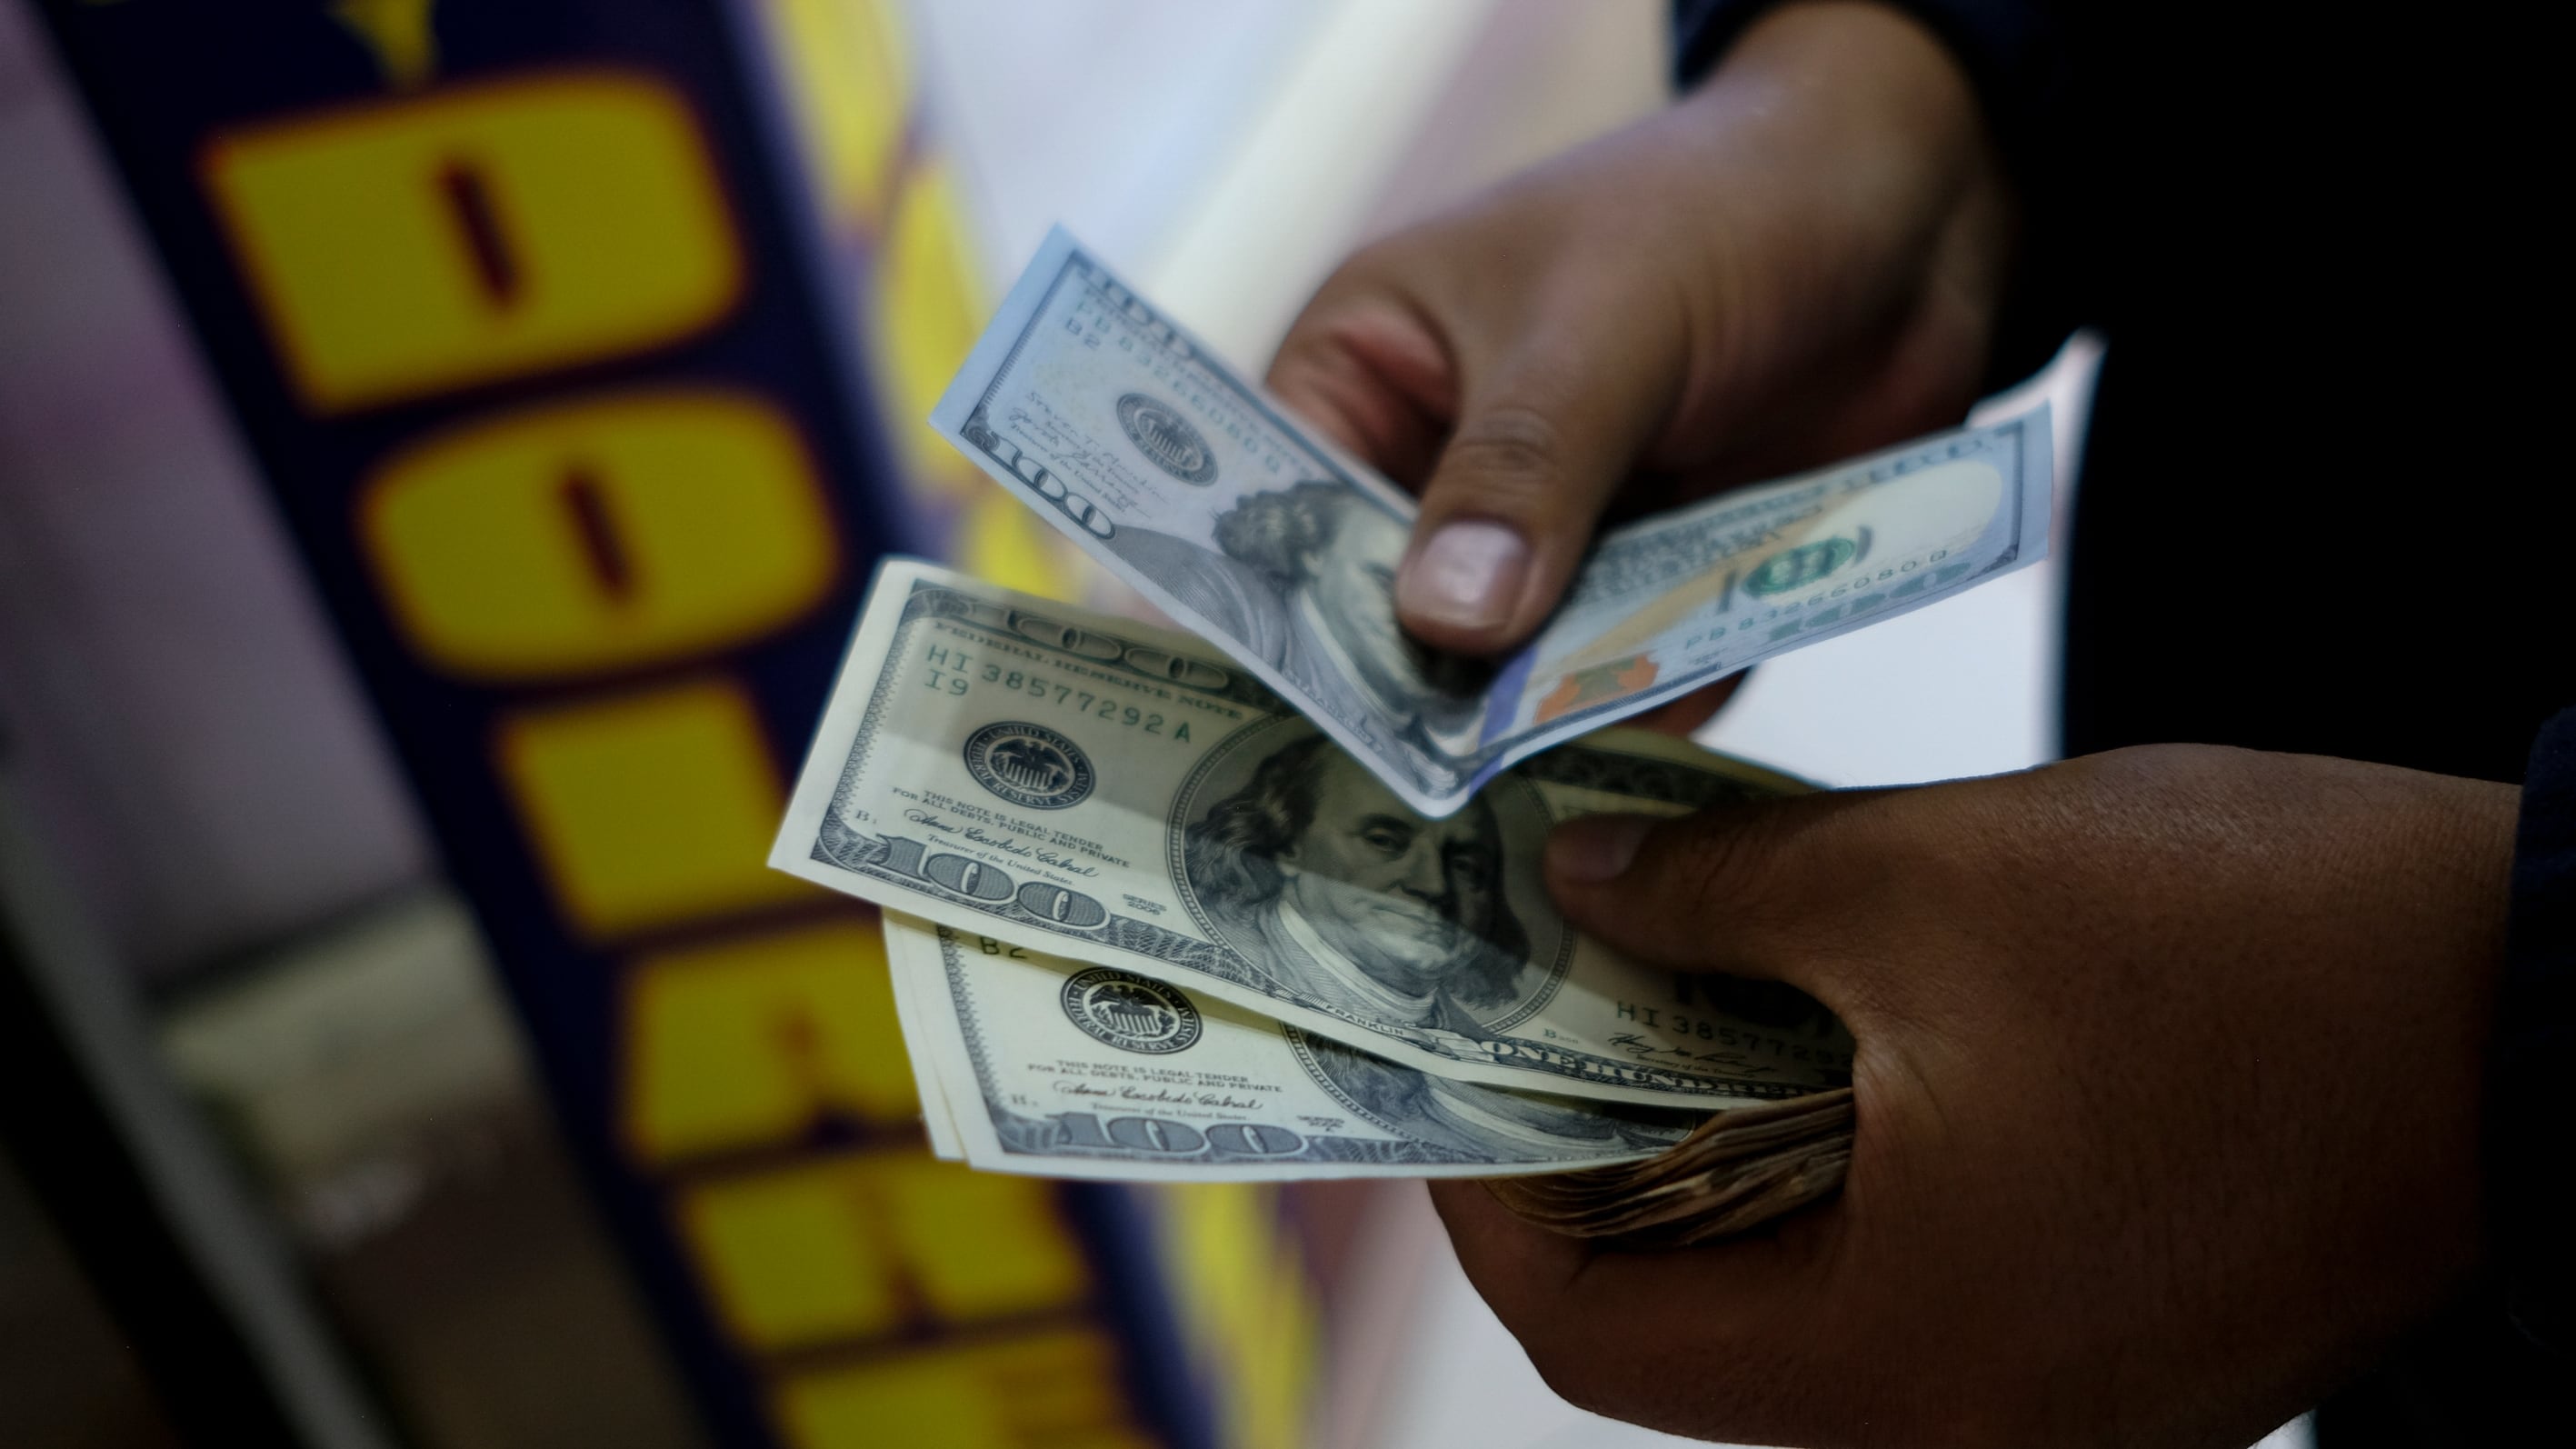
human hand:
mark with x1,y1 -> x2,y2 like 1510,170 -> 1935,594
1433,745 -> 2518,1448
1267,1 -> 2016,656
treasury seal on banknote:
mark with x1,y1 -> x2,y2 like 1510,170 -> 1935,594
1115,392 -> 1220,485
963,721 -> 1096,810
1061,967 -> 1203,1054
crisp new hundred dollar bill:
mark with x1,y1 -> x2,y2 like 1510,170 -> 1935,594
770,561 -> 1853,1110
884,914 -> 1701,1181
929,225 -> 2052,817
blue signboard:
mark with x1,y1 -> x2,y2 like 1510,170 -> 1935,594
30,3 -> 1269,1444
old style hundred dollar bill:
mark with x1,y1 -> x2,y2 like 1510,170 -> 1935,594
929,226 -> 2052,817
771,562 -> 1854,1110
884,914 -> 1702,1181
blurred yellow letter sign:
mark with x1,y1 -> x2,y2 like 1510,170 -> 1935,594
361,390 -> 838,680
202,72 -> 742,413
622,920 -> 918,1163
497,680 -> 811,939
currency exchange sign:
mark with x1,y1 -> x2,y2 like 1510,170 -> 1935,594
38,9 -> 1208,1449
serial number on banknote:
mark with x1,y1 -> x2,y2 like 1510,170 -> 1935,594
920,636 -> 1231,742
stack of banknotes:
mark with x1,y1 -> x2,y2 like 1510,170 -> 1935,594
770,231 -> 2053,1242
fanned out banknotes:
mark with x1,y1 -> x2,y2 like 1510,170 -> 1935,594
773,562 -> 1859,1238
927,226 -> 2051,819
771,233 -> 2060,1242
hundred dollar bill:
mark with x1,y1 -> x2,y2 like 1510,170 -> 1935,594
881,912 -> 969,1160
929,225 -> 2052,817
770,561 -> 1853,1110
883,914 -> 1702,1180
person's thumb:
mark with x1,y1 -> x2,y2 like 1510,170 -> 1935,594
1394,341 -> 1678,655
1543,794 -> 1883,1004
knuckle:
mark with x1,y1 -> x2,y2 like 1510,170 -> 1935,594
1666,805 -> 1803,924
2059,741 -> 2303,819
2070,740 -> 2246,790
1644,794 -> 1902,974
1439,404 -> 1566,503
1262,328 -> 1334,385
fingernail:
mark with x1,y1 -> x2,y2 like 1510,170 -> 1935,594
1549,814 -> 1654,884
1400,520 -> 1528,633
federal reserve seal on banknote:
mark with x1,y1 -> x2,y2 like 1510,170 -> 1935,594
1061,967 -> 1202,1054
963,720 -> 1096,810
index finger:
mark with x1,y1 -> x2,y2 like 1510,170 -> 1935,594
1265,292 -> 1456,488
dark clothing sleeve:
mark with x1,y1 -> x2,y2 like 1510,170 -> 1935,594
2496,709 -> 2576,1357
1673,0 -> 2061,147
2313,718 -> 2576,1442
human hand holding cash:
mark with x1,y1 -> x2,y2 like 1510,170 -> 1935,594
774,233 -> 2052,1244
794,558 -> 2515,1437
929,228 -> 2049,819
774,2 -> 2540,1437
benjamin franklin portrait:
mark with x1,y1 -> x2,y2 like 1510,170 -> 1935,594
1107,481 -> 1482,755
1179,727 -> 1563,1034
